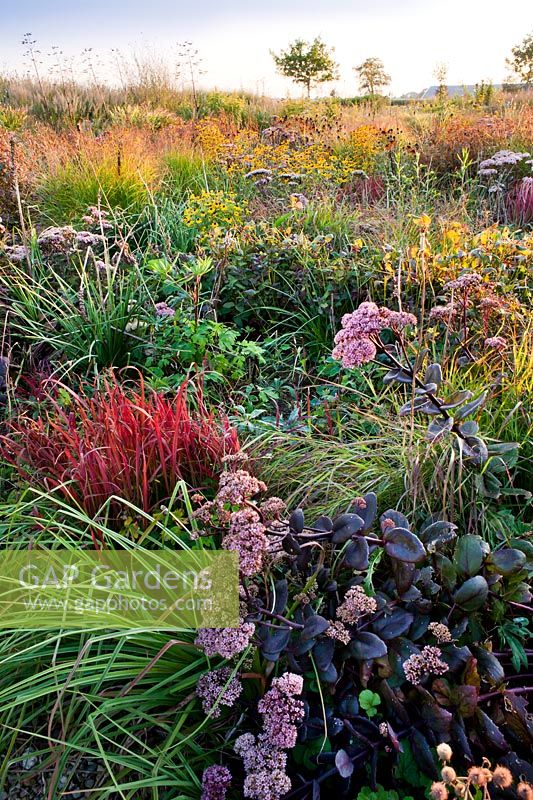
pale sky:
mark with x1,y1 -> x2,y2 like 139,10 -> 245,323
0,0 -> 531,96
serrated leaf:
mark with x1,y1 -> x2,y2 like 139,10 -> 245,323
289,508 -> 305,533
426,416 -> 454,441
454,534 -> 487,576
441,389 -> 473,409
272,579 -> 289,615
314,638 -> 335,670
488,548 -> 526,576
372,608 -> 414,640
475,708 -> 510,753
380,509 -> 410,530
313,515 -> 333,532
302,614 -> 330,641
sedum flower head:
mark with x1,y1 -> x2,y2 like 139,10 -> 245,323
257,672 -> 305,750
332,302 -> 416,369
402,646 -> 448,684
222,508 -> 269,577
195,620 -> 255,658
201,765 -> 232,800
428,622 -> 452,643
484,335 -> 507,352
196,667 -> 242,717
337,586 -> 377,625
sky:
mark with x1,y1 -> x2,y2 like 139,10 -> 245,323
0,0 -> 531,97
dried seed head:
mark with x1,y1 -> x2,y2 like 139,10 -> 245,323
430,781 -> 449,800
517,783 -> 533,800
467,766 -> 490,787
492,766 -> 513,789
436,743 -> 453,762
441,766 -> 457,783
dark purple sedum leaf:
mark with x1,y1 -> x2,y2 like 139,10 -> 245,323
383,527 -> 426,563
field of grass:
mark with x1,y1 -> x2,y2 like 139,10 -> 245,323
0,79 -> 532,800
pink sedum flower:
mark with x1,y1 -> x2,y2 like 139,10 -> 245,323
332,302 -> 417,369
196,667 -> 242,717
195,620 -> 255,658
484,336 -> 507,352
402,645 -> 448,684
201,765 -> 232,800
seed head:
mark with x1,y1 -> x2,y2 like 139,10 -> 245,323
430,781 -> 449,800
436,743 -> 453,762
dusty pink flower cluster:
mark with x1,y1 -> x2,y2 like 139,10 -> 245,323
234,673 -> 304,800
259,496 -> 287,522
36,226 -> 103,253
196,667 -> 242,717
222,508 -> 269,577
257,673 -> 305,749
82,205 -> 113,230
75,230 -> 103,248
427,622 -> 452,643
337,585 -> 378,625
154,301 -> 175,318
234,734 -> 290,800
193,469 -> 284,577
326,620 -> 352,644
217,469 -> 267,506
402,645 -> 448,684
444,272 -> 483,291
194,469 -> 266,526
201,765 -> 232,800
484,336 -> 507,352
4,244 -> 28,263
195,620 -> 255,659
332,302 -> 416,368
429,303 -> 458,323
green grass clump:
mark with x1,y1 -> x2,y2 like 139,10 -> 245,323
38,156 -> 156,224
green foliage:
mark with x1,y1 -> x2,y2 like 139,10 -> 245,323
38,156 -> 154,223
359,689 -> 381,717
354,57 -> 391,96
356,786 -> 414,800
271,37 -> 339,96
1,257 -> 146,373
506,30 -> 533,85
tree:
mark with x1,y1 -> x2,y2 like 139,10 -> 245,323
506,31 -> 533,86
271,37 -> 339,97
354,57 -> 390,97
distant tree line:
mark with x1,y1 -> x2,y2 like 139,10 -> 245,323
271,30 -> 533,97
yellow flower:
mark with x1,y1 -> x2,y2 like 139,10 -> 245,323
413,214 -> 432,231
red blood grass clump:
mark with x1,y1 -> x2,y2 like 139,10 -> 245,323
506,177 -> 533,226
0,373 -> 240,520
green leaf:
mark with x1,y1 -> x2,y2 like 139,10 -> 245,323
454,534 -> 487,576
359,689 -> 381,717
453,576 -> 489,611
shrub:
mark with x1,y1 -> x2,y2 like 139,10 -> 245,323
0,374 -> 240,521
